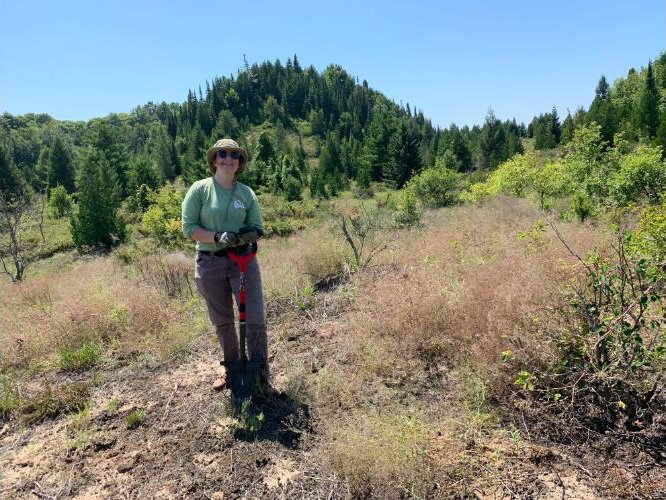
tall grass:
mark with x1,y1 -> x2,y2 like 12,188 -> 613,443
1,257 -> 203,371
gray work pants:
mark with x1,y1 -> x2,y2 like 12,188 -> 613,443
194,251 -> 268,377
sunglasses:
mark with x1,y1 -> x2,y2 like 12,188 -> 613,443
216,150 -> 240,160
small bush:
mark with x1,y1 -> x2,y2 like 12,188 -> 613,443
326,411 -> 434,497
125,409 -> 147,429
514,224 -> 666,435
232,399 -> 265,438
47,185 -> 73,218
58,342 -> 102,371
571,192 -> 593,222
406,167 -> 464,208
628,194 -> 666,261
21,382 -> 90,424
265,219 -> 295,237
0,375 -> 21,418
139,182 -> 186,245
283,176 -> 302,201
299,238 -> 349,289
393,189 -> 421,227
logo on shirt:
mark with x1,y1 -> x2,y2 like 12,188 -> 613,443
233,200 -> 246,209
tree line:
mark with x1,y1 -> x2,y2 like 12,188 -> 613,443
1,52 -> 665,258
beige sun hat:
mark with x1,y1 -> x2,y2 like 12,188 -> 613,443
206,139 -> 249,175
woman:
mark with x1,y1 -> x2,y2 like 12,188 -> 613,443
181,138 -> 269,393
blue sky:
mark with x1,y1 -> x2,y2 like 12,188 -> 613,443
1,0 -> 664,128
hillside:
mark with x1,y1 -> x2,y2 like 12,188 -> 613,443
2,195 -> 665,498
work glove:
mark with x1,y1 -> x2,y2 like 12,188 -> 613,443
214,231 -> 239,248
237,226 -> 262,245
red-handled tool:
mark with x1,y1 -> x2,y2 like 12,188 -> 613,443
225,243 -> 260,405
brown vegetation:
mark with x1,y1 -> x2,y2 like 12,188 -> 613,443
1,196 -> 663,498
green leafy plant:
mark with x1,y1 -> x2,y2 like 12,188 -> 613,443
47,185 -> 73,218
58,342 -> 102,371
233,399 -> 265,437
0,375 -> 21,418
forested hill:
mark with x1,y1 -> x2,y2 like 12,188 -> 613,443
1,52 -> 665,204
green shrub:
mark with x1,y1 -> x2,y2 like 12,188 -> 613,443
571,192 -> 593,222
125,409 -> 147,429
58,342 -> 102,371
21,383 -> 90,424
517,226 -> 666,434
265,219 -> 295,237
47,185 -> 73,218
405,167 -> 464,208
628,194 -> 666,261
0,375 -> 21,419
611,144 -> 666,205
139,182 -> 186,244
283,176 -> 302,201
393,189 -> 421,227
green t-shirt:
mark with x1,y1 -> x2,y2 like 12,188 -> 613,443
181,177 -> 264,251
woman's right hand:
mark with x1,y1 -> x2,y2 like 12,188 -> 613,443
214,231 -> 239,247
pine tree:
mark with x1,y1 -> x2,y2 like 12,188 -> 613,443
477,110 -> 507,169
89,122 -> 131,197
635,62 -> 660,138
211,110 -> 240,140
361,107 -> 394,181
182,124 -> 209,184
129,154 -> 160,191
147,124 -> 175,181
0,144 -> 24,201
439,125 -> 472,171
47,136 -> 75,193
384,120 -> 421,187
560,113 -> 576,144
588,76 -> 617,143
255,132 -> 277,163
70,155 -> 126,250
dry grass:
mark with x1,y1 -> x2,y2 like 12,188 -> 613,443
1,257 -> 204,372
2,194 -> 640,498
348,196 -> 610,383
309,196 -> 615,496
325,409 -> 436,498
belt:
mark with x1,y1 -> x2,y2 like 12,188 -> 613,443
198,249 -> 228,257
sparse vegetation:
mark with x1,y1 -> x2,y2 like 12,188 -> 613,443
58,342 -> 102,371
2,50 -> 666,498
20,382 -> 90,424
0,374 -> 21,418
124,408 -> 147,429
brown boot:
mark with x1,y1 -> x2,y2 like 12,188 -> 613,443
212,368 -> 228,392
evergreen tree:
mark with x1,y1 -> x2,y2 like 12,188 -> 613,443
0,144 -> 24,201
635,62 -> 660,138
211,110 -> 240,140
361,106 -> 394,181
142,124 -> 175,182
588,76 -> 617,143
129,154 -> 160,191
384,120 -> 421,187
560,112 -> 576,145
319,133 -> 343,190
477,110 -> 507,169
89,122 -> 131,197
47,136 -> 75,193
181,123 -> 208,184
70,155 -> 126,250
439,125 -> 472,171
255,132 -> 277,163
